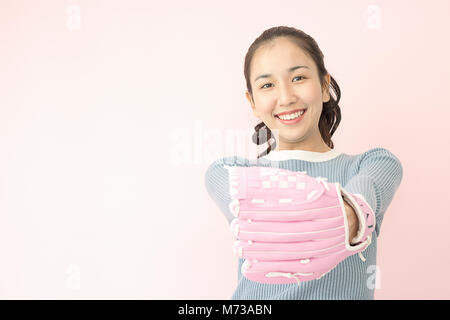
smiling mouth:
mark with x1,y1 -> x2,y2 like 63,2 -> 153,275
275,109 -> 306,120
275,107 -> 307,115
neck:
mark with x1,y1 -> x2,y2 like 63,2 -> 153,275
261,147 -> 341,162
275,141 -> 332,153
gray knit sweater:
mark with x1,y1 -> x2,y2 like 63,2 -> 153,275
204,147 -> 403,300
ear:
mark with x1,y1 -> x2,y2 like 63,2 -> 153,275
322,73 -> 331,103
246,91 -> 260,119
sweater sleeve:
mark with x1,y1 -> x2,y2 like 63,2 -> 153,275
342,147 -> 403,238
204,156 -> 251,225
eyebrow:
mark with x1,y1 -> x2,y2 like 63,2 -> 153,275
253,65 -> 310,83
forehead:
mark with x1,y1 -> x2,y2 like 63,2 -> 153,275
251,38 -> 315,79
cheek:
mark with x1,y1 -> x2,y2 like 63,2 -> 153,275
298,82 -> 323,103
254,98 -> 277,115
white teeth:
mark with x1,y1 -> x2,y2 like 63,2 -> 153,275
278,110 -> 305,120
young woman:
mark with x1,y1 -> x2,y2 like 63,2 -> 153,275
204,26 -> 403,300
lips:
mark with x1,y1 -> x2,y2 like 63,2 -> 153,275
275,109 -> 306,124
275,108 -> 307,117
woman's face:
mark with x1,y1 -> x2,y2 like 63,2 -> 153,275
246,37 -> 331,152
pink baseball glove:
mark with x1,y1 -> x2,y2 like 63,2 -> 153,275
223,165 -> 375,285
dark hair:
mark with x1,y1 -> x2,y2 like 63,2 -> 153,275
244,26 -> 342,158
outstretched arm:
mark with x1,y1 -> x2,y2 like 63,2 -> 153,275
341,147 -> 404,239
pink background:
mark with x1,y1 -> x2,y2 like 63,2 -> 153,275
1,0 -> 449,299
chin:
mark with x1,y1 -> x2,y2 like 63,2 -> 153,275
279,132 -> 306,143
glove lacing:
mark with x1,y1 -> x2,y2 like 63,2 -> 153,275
263,175 -> 372,285
263,236 -> 372,285
314,176 -> 330,191
357,234 -> 372,262
265,272 -> 312,286
316,175 -> 372,263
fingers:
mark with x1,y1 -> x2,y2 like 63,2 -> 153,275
235,204 -> 343,222
240,249 -> 352,284
240,259 -> 323,285
231,217 -> 345,242
233,235 -> 346,261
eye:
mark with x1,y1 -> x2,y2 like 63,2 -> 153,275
260,76 -> 306,89
293,76 -> 306,81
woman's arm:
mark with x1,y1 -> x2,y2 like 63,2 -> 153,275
342,147 -> 404,239
204,156 -> 251,224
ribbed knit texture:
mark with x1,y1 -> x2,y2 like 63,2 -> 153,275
204,147 -> 403,300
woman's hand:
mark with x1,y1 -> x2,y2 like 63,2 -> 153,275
343,197 -> 359,245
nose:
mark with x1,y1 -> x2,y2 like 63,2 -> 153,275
278,82 -> 297,107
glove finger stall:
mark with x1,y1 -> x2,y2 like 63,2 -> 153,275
234,216 -> 345,242
244,249 -> 350,274
234,235 -> 347,261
